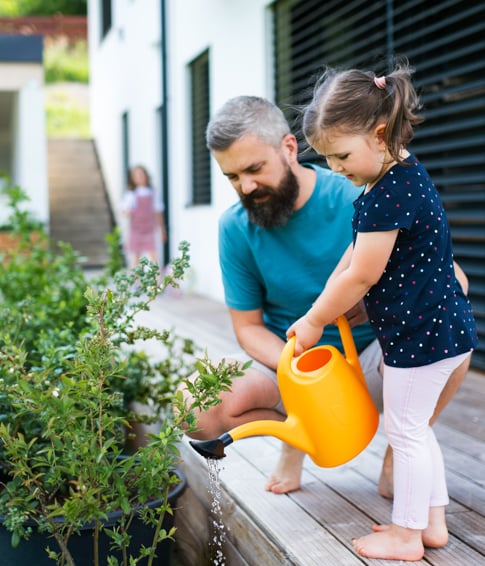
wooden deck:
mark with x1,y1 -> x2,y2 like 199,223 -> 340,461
137,291 -> 485,566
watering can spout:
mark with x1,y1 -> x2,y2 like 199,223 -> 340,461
189,432 -> 233,460
189,419 -> 309,460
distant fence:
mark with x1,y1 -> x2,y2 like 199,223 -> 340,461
0,15 -> 87,42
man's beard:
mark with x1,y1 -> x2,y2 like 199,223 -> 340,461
240,166 -> 299,229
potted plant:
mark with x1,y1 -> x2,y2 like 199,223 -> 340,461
0,180 -> 243,565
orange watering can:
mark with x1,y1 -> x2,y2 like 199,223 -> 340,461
190,316 -> 379,467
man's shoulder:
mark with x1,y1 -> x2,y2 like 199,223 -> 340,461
219,201 -> 248,235
304,162 -> 356,185
220,200 -> 244,220
303,163 -> 361,202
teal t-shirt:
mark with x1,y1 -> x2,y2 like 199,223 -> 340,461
218,164 -> 376,353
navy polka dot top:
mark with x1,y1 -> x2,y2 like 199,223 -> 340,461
352,154 -> 478,368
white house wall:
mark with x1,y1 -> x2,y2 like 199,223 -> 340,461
89,0 -> 273,302
167,0 -> 272,301
14,75 -> 48,225
88,0 -> 162,227
0,61 -> 47,227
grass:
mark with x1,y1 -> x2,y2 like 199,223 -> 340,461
45,99 -> 90,138
44,39 -> 91,138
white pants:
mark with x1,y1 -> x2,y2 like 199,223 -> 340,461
384,352 -> 471,529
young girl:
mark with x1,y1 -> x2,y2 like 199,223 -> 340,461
122,165 -> 167,271
287,61 -> 478,561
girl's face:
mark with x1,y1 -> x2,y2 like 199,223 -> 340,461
312,127 -> 389,190
131,167 -> 149,187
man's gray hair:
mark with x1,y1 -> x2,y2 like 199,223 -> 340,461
206,96 -> 290,151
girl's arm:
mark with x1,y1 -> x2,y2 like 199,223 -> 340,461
287,229 -> 399,355
325,242 -> 353,286
326,242 -> 366,327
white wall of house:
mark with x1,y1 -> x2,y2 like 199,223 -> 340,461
88,0 -> 162,231
166,0 -> 272,301
0,62 -> 48,227
89,0 -> 272,302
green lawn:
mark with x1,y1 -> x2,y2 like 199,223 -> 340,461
44,39 -> 91,138
45,84 -> 91,138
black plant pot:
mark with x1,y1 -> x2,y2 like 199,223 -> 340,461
0,469 -> 187,566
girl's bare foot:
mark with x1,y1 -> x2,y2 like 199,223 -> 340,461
378,445 -> 394,499
423,506 -> 448,548
265,444 -> 305,494
353,524 -> 424,561
372,505 -> 448,548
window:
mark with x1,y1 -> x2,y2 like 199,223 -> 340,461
101,0 -> 112,40
273,0 -> 387,162
189,49 -> 211,205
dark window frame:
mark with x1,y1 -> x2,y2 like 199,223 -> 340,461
101,0 -> 112,40
189,49 -> 211,205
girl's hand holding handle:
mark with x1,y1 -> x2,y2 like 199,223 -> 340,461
287,314 -> 325,357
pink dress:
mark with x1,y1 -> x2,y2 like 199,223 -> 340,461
126,190 -> 157,254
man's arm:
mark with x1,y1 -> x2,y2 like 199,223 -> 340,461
229,307 -> 285,370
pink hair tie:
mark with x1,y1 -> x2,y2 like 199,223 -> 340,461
374,76 -> 387,89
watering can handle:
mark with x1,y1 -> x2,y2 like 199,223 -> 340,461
336,316 -> 366,386
281,317 -> 366,387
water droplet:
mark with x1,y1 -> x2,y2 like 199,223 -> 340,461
207,459 -> 227,565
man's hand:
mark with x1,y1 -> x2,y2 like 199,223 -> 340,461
345,301 -> 368,327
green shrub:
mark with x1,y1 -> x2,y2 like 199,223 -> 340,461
0,178 -> 243,564
0,178 -> 200,423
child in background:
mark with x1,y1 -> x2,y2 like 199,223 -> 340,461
287,60 -> 478,561
122,165 -> 167,272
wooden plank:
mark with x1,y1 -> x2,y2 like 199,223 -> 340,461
235,436 -> 428,566
260,428 -> 485,565
180,438 -> 371,566
136,295 -> 238,360
174,487 -> 211,565
353,433 -> 464,514
181,428 -> 485,566
257,432 -> 485,566
364,424 -> 485,517
436,371 -> 485,442
434,420 -> 485,461
357,422 -> 485,522
178,439 -> 300,566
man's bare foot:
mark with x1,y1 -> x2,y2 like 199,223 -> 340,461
378,444 -> 394,499
353,524 -> 424,561
372,505 -> 448,548
265,444 -> 305,494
